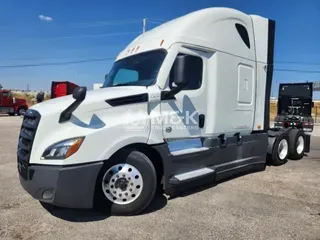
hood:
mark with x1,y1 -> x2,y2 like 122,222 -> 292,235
31,86 -> 148,116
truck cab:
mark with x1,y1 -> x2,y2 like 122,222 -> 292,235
274,83 -> 314,132
19,8 -> 300,215
0,88 -> 28,116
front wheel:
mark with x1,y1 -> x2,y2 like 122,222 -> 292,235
95,150 -> 157,215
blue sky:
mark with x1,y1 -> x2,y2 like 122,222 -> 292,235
1,0 -> 320,98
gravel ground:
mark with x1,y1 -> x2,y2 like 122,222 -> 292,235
0,116 -> 320,240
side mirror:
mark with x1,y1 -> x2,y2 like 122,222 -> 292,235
36,92 -> 45,103
60,87 -> 87,123
165,54 -> 201,98
312,102 -> 315,108
171,55 -> 193,88
73,87 -> 87,101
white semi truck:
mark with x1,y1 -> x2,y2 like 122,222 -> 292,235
18,8 -> 308,215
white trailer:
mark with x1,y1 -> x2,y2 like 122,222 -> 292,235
18,8 -> 307,215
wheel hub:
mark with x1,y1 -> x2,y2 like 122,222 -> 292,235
278,139 -> 288,160
296,136 -> 304,154
115,178 -> 128,191
102,163 -> 143,205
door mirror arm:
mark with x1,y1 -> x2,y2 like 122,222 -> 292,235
164,84 -> 187,98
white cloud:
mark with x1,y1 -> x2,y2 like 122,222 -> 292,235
39,15 -> 53,22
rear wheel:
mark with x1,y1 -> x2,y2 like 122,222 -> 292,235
95,150 -> 157,215
288,129 -> 305,160
8,113 -> 15,116
268,133 -> 289,166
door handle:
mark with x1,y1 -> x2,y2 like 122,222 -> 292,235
234,132 -> 243,145
218,134 -> 227,148
199,114 -> 205,128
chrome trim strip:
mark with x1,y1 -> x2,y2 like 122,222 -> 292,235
167,138 -> 202,152
174,168 -> 214,181
171,147 -> 209,156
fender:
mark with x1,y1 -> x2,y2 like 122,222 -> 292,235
99,135 -> 150,161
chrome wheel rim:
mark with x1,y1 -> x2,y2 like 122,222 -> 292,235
278,139 -> 288,160
296,136 -> 304,154
102,164 -> 143,205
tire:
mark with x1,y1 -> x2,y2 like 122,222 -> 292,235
288,129 -> 305,160
8,113 -> 15,116
95,149 -> 157,215
267,133 -> 289,166
17,107 -> 27,116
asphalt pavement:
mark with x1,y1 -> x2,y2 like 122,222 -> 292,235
0,116 -> 319,240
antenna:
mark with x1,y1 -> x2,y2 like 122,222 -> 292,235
142,18 -> 147,33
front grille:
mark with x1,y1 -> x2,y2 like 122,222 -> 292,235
17,109 -> 41,180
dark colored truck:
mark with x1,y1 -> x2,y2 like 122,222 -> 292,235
0,87 -> 28,116
274,82 -> 314,152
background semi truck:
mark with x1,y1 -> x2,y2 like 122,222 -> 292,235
0,85 -> 28,116
36,81 -> 79,103
274,82 -> 314,153
17,8 -> 310,215
51,81 -> 79,99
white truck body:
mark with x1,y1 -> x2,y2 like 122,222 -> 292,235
18,8 -> 286,214
29,8 -> 273,165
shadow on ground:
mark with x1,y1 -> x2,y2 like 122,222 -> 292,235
40,192 -> 167,222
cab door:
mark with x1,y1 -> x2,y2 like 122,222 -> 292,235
160,47 -> 207,140
2,91 -> 13,106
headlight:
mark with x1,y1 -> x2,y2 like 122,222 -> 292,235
42,137 -> 84,159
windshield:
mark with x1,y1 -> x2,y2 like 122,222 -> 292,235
2,92 -> 10,98
102,50 -> 166,88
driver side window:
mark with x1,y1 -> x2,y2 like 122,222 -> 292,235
169,53 -> 203,90
2,92 -> 10,98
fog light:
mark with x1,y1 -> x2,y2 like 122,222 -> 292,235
42,189 -> 54,200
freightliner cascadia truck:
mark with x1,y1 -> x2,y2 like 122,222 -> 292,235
17,8 -> 308,215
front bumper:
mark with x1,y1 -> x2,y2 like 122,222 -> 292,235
19,161 -> 103,208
